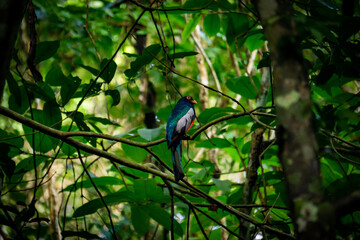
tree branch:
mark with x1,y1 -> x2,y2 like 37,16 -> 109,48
0,105 -> 293,239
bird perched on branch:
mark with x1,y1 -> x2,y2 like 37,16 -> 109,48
165,96 -> 197,182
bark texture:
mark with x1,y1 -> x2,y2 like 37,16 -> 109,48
254,0 -> 333,239
0,0 -> 29,102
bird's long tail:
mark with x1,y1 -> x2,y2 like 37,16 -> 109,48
171,142 -> 184,182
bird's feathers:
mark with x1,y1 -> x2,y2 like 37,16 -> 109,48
171,144 -> 184,182
165,96 -> 196,182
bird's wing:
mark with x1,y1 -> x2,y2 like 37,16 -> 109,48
174,108 -> 195,136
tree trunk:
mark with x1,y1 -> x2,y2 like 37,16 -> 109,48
254,0 -> 335,239
0,0 -> 29,102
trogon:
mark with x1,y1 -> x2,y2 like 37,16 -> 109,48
165,96 -> 197,182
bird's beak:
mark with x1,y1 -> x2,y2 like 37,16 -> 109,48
191,99 -> 197,104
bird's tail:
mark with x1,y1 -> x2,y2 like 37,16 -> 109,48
171,143 -> 184,182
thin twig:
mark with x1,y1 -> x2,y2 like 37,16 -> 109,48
76,149 -> 118,240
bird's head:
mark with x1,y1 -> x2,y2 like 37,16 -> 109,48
181,96 -> 197,105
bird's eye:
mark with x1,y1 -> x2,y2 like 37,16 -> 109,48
186,96 -> 190,100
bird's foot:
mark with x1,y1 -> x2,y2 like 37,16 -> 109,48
183,134 -> 191,140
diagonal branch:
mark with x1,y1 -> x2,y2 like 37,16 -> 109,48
0,105 -> 294,239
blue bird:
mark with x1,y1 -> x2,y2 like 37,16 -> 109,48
165,96 -> 197,182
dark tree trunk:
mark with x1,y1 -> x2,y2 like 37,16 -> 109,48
0,0 -> 29,102
254,0 -> 335,239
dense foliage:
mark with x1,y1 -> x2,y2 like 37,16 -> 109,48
0,0 -> 359,239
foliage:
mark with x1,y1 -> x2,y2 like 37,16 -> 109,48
0,0 -> 359,239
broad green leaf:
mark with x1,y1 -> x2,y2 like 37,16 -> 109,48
133,179 -> 167,203
258,171 -> 284,186
35,40 -> 60,64
62,231 -> 100,240
6,72 -> 21,106
73,191 -> 135,217
197,107 -> 238,124
148,203 -> 183,236
137,126 -> 163,141
45,66 -> 67,86
121,142 -> 148,162
0,129 -> 24,149
131,204 -> 150,235
227,186 -> 244,204
325,174 -> 360,201
105,89 -> 121,106
196,138 -> 231,149
151,142 -> 172,168
63,176 -> 122,192
223,13 -> 249,51
157,105 -> 172,122
124,44 -> 161,78
226,76 -> 258,99
204,14 -> 220,36
8,85 -> 31,114
212,178 -> 232,195
163,51 -> 198,61
183,0 -> 214,9
245,32 -> 265,51
23,109 -> 59,153
24,81 -> 55,101
78,64 -> 99,76
257,52 -> 270,69
43,101 -> 62,130
85,116 -> 120,126
182,13 -> 201,40
100,58 -> 117,83
60,75 -> 81,105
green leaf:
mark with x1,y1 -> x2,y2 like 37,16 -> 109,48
223,13 -> 249,51
196,138 -> 231,149
227,186 -> 244,204
78,64 -> 99,76
8,85 -> 31,114
62,231 -> 100,239
105,89 -> 121,107
43,101 -> 62,130
35,40 -> 60,64
45,66 -> 67,86
182,0 -> 214,9
100,58 -> 117,83
137,126 -> 164,141
6,72 -> 21,106
151,142 -> 172,168
245,32 -> 265,51
24,81 -> 55,101
124,44 -> 161,78
157,105 -> 172,122
133,179 -> 167,203
204,14 -> 220,36
60,76 -> 81,105
73,191 -> 135,217
23,109 -> 59,153
0,129 -> 24,149
121,142 -> 148,162
257,52 -> 270,69
182,13 -> 201,40
66,111 -> 90,132
85,116 -> 120,126
148,203 -> 183,236
62,176 -> 122,192
226,76 -> 258,99
198,107 -> 238,124
131,205 -> 150,235
212,178 -> 232,195
163,51 -> 198,61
